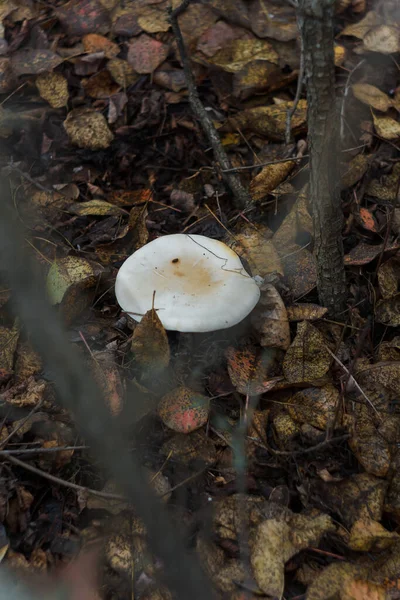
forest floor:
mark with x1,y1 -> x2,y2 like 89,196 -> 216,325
0,0 -> 400,599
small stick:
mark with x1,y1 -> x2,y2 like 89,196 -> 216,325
169,2 -> 252,209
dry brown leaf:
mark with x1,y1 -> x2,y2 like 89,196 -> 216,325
83,70 -> 120,98
127,34 -> 169,74
251,283 -> 290,350
132,307 -> 170,373
347,406 -> 391,477
375,294 -> 400,326
342,578 -> 386,600
363,25 -> 400,54
356,361 -> 400,397
228,99 -> 307,141
340,10 -> 380,39
160,431 -> 217,466
46,256 -> 101,324
82,33 -> 119,57
128,204 -> 149,250
367,161 -> 400,200
272,188 -> 312,249
92,351 -> 124,416
226,345 -> 281,395
352,83 -> 392,112
282,245 -> 317,298
344,240 -> 400,265
307,562 -> 366,600
315,473 -> 387,528
11,49 -> 62,76
378,255 -> 400,299
372,113 -> 400,140
288,384 -> 339,430
250,160 -> 295,202
36,72 -> 69,108
272,412 -> 300,448
341,153 -> 370,188
348,518 -> 400,552
68,199 -> 127,217
208,38 -> 278,73
232,223 -> 283,277
158,386 -> 209,433
283,322 -> 331,384
57,0 -> 110,36
14,340 -> 42,384
251,512 -> 334,597
178,3 -> 218,48
213,494 -> 269,541
107,57 -> 138,86
0,321 -> 19,381
64,108 -> 114,150
249,0 -> 297,41
286,303 -> 328,321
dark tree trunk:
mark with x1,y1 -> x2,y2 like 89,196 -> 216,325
299,0 -> 346,316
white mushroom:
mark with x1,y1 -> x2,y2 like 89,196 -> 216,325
115,233 -> 260,333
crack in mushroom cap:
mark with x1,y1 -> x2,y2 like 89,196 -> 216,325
115,234 -> 260,333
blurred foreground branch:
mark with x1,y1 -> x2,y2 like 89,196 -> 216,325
0,180 -> 214,600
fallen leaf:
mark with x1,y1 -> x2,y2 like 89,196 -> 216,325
232,223 -> 283,277
36,72 -> 69,108
14,340 -> 42,384
11,49 -> 62,76
213,494 -> 268,541
283,322 -> 331,383
56,0 -> 110,36
342,578 -> 386,600
249,0 -> 297,41
341,153 -> 371,188
82,33 -> 119,58
282,245 -> 317,297
64,108 -> 114,150
272,412 -> 300,448
158,386 -> 209,433
352,83 -> 391,112
46,256 -> 101,324
83,70 -> 120,98
160,431 -> 217,466
288,384 -> 339,430
340,10 -> 380,39
348,518 -> 400,552
273,189 -> 313,249
226,345 -> 281,395
347,406 -> 391,477
0,321 -> 19,381
127,34 -> 169,74
137,6 -> 170,33
355,206 -> 378,232
208,38 -> 278,73
372,113 -> 400,140
344,240 -> 400,265
367,162 -> 400,200
68,199 -> 127,217
363,25 -> 400,54
107,58 -> 138,86
375,294 -> 400,326
377,255 -> 400,299
251,512 -> 334,597
286,303 -> 328,321
251,283 -> 290,350
92,351 -> 124,416
228,99 -> 307,141
0,58 -> 15,93
250,160 -> 295,202
307,562 -> 366,600
132,306 -> 170,374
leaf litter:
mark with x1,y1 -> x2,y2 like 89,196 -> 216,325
0,0 -> 400,598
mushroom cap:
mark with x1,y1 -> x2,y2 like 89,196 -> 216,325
115,233 -> 260,332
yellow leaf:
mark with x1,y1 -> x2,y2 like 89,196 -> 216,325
372,113 -> 400,140
352,83 -> 391,112
283,322 -> 331,383
250,160 -> 295,202
363,25 -> 400,54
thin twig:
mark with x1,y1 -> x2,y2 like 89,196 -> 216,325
169,2 -> 251,209
324,345 -> 379,416
0,445 -> 88,455
286,34 -> 305,144
2,453 -> 128,501
0,398 -> 44,449
254,433 -> 350,456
